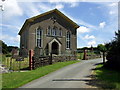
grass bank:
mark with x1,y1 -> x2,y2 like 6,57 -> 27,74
2,60 -> 79,88
94,64 -> 120,89
0,54 -> 29,71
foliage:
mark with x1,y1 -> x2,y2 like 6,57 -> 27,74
5,54 -> 12,57
0,40 -> 8,54
7,46 -> 18,53
0,40 -> 19,54
97,44 -> 107,64
94,64 -> 120,89
106,30 -> 120,70
2,60 -> 79,88
97,44 -> 107,52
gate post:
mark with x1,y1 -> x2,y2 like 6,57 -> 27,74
83,49 -> 87,60
29,49 -> 34,70
49,52 -> 52,65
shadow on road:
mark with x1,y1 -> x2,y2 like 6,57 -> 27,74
82,63 -> 117,89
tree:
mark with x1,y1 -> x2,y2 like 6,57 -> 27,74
106,30 -> 120,70
0,40 -> 19,54
97,44 -> 107,64
0,40 -> 8,54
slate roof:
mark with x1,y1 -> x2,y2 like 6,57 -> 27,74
18,9 -> 79,35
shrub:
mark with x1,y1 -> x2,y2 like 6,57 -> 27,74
106,30 -> 120,70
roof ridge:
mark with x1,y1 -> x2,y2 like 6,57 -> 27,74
18,9 -> 79,35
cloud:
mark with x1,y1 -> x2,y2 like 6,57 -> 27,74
37,3 -> 64,13
70,2 -> 79,7
0,23 -> 20,34
87,40 -> 96,46
77,26 -> 90,34
48,0 -> 79,8
83,35 -> 95,39
109,11 -> 116,15
76,19 -> 97,30
0,24 -> 20,30
49,0 -> 79,3
1,34 -> 20,43
108,3 -> 117,7
55,4 -> 64,9
99,22 -> 106,28
3,0 -> 23,20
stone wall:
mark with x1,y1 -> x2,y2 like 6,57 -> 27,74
52,56 -> 76,62
32,55 -> 76,69
86,54 -> 101,60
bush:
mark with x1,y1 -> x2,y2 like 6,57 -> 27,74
105,30 -> 120,70
6,54 -> 12,57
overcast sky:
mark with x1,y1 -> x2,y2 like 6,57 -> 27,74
0,0 -> 119,48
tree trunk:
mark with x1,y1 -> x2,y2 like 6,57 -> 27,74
103,52 -> 105,64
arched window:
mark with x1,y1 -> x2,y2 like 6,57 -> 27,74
36,27 -> 42,47
47,26 -> 51,35
59,28 -> 62,36
52,26 -> 57,36
66,31 -> 70,49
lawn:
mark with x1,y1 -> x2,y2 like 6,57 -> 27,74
94,64 -> 120,89
0,54 -> 29,71
2,60 -> 79,88
77,53 -> 84,60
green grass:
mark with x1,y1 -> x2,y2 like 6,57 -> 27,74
2,60 -> 79,88
77,53 -> 84,59
0,54 -> 29,71
95,64 -> 120,89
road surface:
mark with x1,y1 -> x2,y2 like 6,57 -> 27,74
20,58 -> 102,88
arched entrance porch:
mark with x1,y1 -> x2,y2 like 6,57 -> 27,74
48,38 -> 61,55
52,41 -> 59,55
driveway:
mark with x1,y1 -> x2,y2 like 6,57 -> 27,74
20,58 -> 102,88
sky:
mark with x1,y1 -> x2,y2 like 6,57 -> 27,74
0,0 -> 119,48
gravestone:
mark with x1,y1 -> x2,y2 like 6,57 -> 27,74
11,48 -> 19,59
65,50 -> 71,56
34,47 -> 43,57
19,48 -> 28,58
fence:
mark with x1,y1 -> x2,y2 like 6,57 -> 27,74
77,49 -> 101,60
1,55 -> 29,71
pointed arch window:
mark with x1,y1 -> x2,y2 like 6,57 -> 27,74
66,31 -> 70,49
47,26 -> 62,37
52,26 -> 57,36
36,27 -> 42,47
47,26 -> 51,35
59,28 -> 62,36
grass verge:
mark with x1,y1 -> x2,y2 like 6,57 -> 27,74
2,60 -> 79,88
94,64 -> 120,89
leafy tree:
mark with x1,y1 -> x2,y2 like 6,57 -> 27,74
106,30 -> 120,70
0,40 -> 8,54
7,46 -> 18,52
97,44 -> 107,64
0,40 -> 19,54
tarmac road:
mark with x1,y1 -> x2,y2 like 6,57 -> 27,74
20,58 -> 102,88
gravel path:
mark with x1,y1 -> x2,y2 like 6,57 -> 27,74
0,62 -> 9,73
20,58 -> 102,88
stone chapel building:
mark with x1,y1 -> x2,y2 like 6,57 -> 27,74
18,9 -> 79,56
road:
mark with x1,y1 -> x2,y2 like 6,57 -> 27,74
20,58 -> 102,88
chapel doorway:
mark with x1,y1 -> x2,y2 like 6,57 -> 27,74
52,42 -> 59,55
